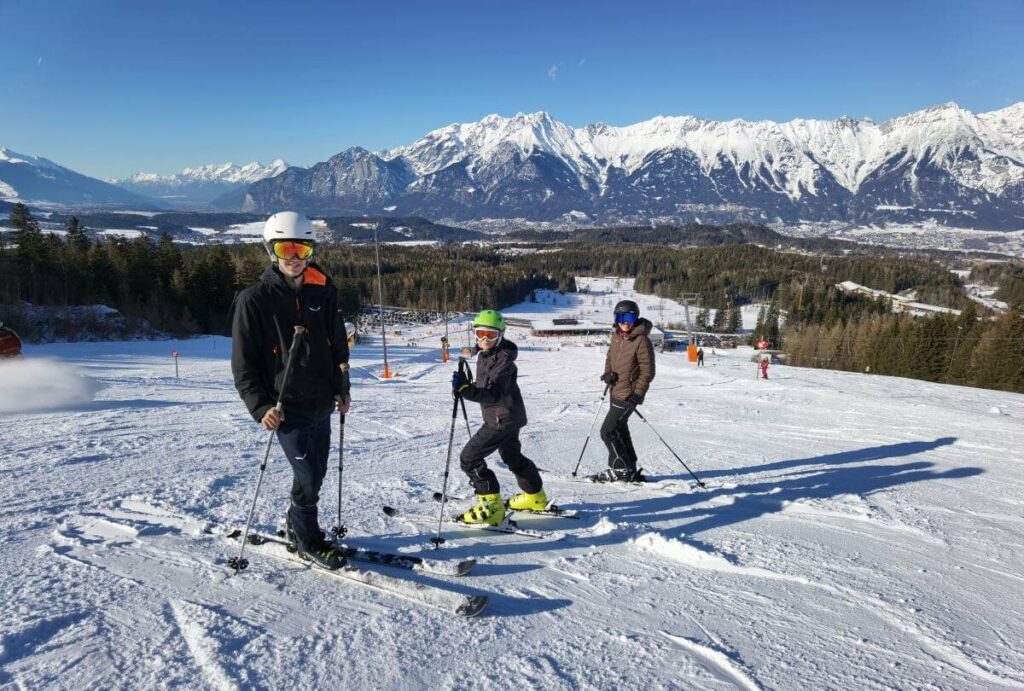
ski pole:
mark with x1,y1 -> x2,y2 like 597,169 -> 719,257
230,326 -> 306,573
431,384 -> 463,549
632,408 -> 706,488
571,383 -> 610,477
457,357 -> 473,439
331,365 -> 350,539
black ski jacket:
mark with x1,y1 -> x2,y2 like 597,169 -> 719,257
231,262 -> 350,426
461,339 -> 528,429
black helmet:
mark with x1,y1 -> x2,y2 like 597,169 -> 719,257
614,300 -> 640,317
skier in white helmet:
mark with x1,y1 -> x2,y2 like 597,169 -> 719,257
231,211 -> 352,570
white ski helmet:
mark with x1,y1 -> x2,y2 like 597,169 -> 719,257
262,211 -> 316,258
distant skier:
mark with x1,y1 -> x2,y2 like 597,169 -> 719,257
594,300 -> 655,482
231,212 -> 351,570
451,309 -> 546,525
697,347 -> 705,367
759,355 -> 769,380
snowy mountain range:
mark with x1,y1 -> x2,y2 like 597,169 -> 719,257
0,147 -> 157,209
110,160 -> 289,205
5,102 -> 1023,229
233,102 -> 1024,230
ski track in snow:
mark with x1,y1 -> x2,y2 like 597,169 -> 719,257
2,282 -> 1024,689
167,600 -> 238,691
659,631 -> 762,691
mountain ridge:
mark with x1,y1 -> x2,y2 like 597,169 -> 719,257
233,101 -> 1024,229
109,159 -> 289,206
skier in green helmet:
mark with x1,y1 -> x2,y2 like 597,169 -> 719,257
451,309 -> 547,525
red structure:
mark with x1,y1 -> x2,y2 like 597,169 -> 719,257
0,325 -> 23,358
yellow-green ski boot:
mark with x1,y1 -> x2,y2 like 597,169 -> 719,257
507,489 -> 549,512
461,493 -> 506,526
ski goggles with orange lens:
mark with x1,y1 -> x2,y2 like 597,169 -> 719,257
474,328 -> 501,341
271,240 -> 314,261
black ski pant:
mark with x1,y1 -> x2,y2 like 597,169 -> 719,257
600,398 -> 638,473
459,423 -> 542,496
277,415 -> 331,551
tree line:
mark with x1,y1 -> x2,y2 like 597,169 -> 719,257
3,203 -> 1021,392
969,260 -> 1024,305
783,304 -> 1023,392
0,204 -> 557,340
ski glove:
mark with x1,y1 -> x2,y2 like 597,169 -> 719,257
600,372 -> 618,385
625,393 -> 642,408
452,371 -> 471,394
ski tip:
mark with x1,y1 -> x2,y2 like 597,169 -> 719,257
456,595 -> 488,617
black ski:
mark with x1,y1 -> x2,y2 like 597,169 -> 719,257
432,491 -> 581,520
269,528 -> 476,577
571,474 -> 708,491
226,530 -> 487,617
382,505 -> 557,540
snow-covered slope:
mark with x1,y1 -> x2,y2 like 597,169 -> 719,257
111,159 -> 289,206
1,280 -> 1022,689
0,147 -> 159,209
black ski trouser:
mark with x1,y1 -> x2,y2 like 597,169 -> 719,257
600,398 -> 638,472
459,423 -> 542,496
277,415 -> 331,551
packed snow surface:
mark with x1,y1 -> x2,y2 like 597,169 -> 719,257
1,280 -> 1022,689
0,358 -> 100,413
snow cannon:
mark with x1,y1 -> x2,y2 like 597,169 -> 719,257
0,323 -> 22,358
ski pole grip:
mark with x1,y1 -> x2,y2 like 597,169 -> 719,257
458,356 -> 473,383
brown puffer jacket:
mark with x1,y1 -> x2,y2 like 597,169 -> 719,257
603,318 -> 656,403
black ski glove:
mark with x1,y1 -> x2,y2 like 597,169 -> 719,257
452,371 -> 471,394
625,393 -> 642,407
600,372 -> 618,385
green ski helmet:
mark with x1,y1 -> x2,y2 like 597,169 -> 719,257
472,309 -> 506,331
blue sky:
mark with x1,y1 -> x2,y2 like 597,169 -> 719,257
2,0 -> 1022,179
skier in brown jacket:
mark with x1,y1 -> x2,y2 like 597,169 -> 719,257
593,300 -> 655,482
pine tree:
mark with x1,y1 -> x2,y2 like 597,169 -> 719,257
695,307 -> 710,331
66,216 -> 90,252
9,203 -> 45,302
727,304 -> 741,333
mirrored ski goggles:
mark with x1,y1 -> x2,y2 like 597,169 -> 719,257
614,312 -> 638,325
474,328 -> 501,341
271,240 -> 314,261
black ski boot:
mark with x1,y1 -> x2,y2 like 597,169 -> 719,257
589,466 -> 645,483
298,540 -> 347,570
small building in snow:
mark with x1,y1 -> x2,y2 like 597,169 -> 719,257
529,318 -> 666,345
